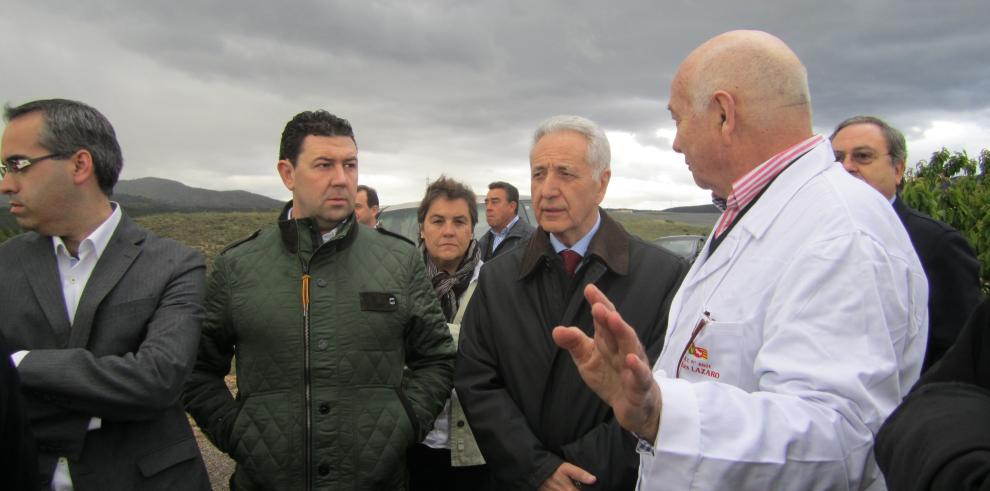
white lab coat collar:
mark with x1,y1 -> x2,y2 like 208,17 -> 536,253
684,139 -> 833,294
732,138 -> 834,243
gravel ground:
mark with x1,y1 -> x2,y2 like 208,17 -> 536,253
194,421 -> 235,490
192,374 -> 236,490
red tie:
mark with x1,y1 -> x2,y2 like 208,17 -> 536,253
560,250 -> 582,276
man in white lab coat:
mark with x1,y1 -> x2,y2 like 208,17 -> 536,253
553,30 -> 928,490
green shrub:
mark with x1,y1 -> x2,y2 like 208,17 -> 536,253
901,148 -> 990,293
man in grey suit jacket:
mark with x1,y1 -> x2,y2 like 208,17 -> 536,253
478,181 -> 535,262
0,99 -> 210,490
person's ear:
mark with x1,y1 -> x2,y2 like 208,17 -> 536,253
712,90 -> 736,144
277,160 -> 295,191
594,169 -> 611,205
70,149 -> 95,186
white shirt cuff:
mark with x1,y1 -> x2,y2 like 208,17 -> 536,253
10,350 -> 29,367
653,376 -> 701,457
10,352 -> 100,431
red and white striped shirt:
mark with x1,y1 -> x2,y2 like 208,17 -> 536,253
712,135 -> 825,239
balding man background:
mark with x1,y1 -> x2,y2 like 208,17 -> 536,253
554,31 -> 928,490
831,116 -> 983,371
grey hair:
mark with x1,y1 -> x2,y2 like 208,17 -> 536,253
531,115 -> 611,180
4,99 -> 123,196
830,115 -> 908,166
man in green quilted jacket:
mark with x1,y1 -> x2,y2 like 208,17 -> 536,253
183,110 -> 456,490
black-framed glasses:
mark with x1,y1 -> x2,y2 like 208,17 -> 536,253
834,149 -> 889,166
0,153 -> 70,177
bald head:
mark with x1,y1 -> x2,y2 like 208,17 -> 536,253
678,30 -> 812,134
668,31 -> 815,197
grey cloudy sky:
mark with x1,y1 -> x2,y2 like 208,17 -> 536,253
3,1 -> 988,209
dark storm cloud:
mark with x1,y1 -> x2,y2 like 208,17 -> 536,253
2,0 -> 988,207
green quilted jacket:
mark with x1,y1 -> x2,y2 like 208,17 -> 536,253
183,209 -> 455,490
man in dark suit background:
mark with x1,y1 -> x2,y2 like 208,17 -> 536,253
355,184 -> 381,228
0,99 -> 210,490
478,181 -> 534,261
831,115 -> 983,371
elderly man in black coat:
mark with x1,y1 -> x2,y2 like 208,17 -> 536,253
455,115 -> 687,491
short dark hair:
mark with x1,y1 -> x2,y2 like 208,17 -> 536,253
357,184 -> 379,208
279,110 -> 356,165
417,176 -> 478,229
488,181 -> 520,205
830,115 -> 907,166
4,99 -> 123,196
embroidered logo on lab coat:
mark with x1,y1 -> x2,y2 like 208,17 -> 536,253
680,343 -> 720,380
688,343 -> 708,360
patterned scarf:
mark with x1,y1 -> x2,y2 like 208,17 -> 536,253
421,239 -> 481,322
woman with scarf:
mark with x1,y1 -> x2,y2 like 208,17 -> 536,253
407,176 -> 490,490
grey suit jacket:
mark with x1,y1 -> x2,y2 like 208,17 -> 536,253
0,215 -> 210,490
479,217 -> 536,262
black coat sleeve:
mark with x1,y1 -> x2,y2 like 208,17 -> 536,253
876,300 -> 990,490
875,383 -> 990,491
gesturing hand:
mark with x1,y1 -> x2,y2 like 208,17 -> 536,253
552,284 -> 663,442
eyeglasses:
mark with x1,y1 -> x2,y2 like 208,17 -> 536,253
0,153 -> 69,178
834,149 -> 889,166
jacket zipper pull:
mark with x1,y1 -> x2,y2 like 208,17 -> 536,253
301,274 -> 311,317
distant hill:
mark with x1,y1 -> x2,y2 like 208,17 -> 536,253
663,204 -> 720,213
0,177 -> 284,214
0,177 -> 282,237
114,177 -> 282,213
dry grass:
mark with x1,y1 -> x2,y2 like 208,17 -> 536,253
134,211 -> 278,269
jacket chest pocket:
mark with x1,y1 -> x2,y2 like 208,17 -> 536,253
352,292 -> 406,350
677,321 -> 745,388
359,292 -> 399,312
